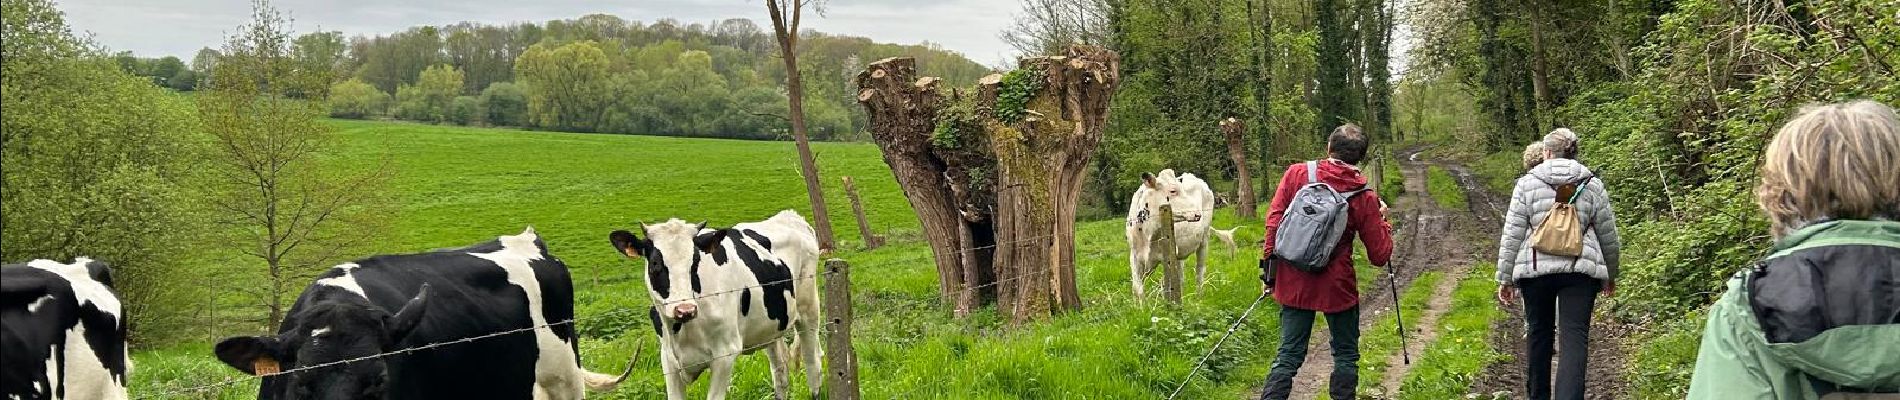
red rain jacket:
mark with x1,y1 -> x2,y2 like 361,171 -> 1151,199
1261,159 -> 1394,313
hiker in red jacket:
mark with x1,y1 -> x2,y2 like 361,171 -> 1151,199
1256,124 -> 1395,400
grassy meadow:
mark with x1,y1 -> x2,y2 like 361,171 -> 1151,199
132,119 -> 1298,399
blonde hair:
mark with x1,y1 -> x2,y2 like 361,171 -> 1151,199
1542,128 -> 1580,159
1757,100 -> 1900,237
1522,141 -> 1547,170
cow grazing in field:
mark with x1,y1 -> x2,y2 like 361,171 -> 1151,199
608,210 -> 821,400
2,258 -> 129,400
1126,169 -> 1241,299
213,228 -> 628,400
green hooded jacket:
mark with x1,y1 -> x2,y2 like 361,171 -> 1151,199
1687,220 -> 1900,399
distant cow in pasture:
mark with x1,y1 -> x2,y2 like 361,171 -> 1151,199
608,210 -> 821,400
213,228 -> 628,400
2,258 -> 129,400
1126,170 -> 1241,299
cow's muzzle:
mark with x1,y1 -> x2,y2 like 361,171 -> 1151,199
671,303 -> 698,322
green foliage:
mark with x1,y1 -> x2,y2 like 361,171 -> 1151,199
479,81 -> 528,126
1471,150 -> 1523,194
1426,166 -> 1467,210
993,68 -> 1044,123
1395,264 -> 1508,399
199,1 -> 392,328
932,95 -> 982,149
448,95 -> 481,125
394,64 -> 463,123
1358,271 -> 1441,394
1380,160 -> 1405,198
515,40 -> 611,131
328,78 -> 388,119
1628,313 -> 1705,399
2,0 -> 211,344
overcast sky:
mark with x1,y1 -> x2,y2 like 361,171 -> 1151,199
58,0 -> 1024,64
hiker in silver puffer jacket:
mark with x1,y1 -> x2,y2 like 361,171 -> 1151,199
1496,134 -> 1624,285
1494,128 -> 1623,400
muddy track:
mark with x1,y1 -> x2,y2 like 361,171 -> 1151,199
1459,165 -> 1634,400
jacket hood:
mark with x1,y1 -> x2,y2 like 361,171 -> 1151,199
1528,158 -> 1594,185
1756,220 -> 1900,389
1310,159 -> 1369,191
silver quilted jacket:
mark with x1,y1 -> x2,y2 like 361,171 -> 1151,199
1495,158 -> 1622,285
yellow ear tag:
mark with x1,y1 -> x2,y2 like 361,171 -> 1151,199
253,357 -> 281,375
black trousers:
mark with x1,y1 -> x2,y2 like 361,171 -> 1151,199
1518,272 -> 1602,400
1259,305 -> 1359,400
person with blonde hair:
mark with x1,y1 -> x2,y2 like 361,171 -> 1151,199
1495,127 -> 1622,400
1688,100 -> 1900,398
1522,141 -> 1548,170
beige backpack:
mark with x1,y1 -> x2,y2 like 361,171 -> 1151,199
1529,176 -> 1594,257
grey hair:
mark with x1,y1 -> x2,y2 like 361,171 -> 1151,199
1542,128 -> 1580,160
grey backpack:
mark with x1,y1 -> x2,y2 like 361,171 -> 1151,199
1272,160 -> 1369,272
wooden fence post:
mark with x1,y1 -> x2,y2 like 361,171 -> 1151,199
1157,204 -> 1183,304
823,259 -> 861,400
842,177 -> 883,250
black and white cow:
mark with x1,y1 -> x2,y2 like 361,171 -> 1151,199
2,258 -> 129,400
608,210 -> 821,400
214,228 -> 628,400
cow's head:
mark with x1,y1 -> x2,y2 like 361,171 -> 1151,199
214,285 -> 430,400
610,219 -> 724,324
1138,169 -> 1185,215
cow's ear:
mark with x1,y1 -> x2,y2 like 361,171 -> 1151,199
385,284 -> 430,344
694,229 -> 728,254
1141,172 -> 1157,189
609,230 -> 648,259
214,336 -> 285,376
0,278 -> 48,307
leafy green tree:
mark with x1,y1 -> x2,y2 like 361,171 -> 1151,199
479,81 -> 527,126
328,78 -> 388,118
293,30 -> 348,84
148,55 -> 186,86
391,64 -> 463,123
199,0 -> 390,327
352,26 -> 442,92
2,0 -> 210,342
515,40 -> 610,131
448,95 -> 480,125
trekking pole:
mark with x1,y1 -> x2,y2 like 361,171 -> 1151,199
1389,266 -> 1409,365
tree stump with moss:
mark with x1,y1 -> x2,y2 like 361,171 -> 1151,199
856,45 -> 1120,323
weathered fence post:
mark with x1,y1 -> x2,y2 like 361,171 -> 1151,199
1222,118 -> 1258,220
841,177 -> 884,250
822,259 -> 860,400
1157,204 -> 1183,304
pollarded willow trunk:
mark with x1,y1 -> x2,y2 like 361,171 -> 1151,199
1222,118 -> 1258,220
857,46 -> 1120,323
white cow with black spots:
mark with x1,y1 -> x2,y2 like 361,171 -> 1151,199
609,210 -> 822,400
1126,169 -> 1240,299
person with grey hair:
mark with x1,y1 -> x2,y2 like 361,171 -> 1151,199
1495,128 -> 1623,400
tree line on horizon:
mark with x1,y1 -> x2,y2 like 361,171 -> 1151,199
114,14 -> 995,141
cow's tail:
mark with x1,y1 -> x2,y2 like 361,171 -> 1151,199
581,340 -> 644,392
1212,226 -> 1240,257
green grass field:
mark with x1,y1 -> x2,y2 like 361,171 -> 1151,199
132,120 -> 1295,399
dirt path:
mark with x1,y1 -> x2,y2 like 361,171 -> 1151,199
1458,165 -> 1634,400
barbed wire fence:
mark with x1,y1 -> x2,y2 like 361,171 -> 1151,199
139,228 -> 1072,399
